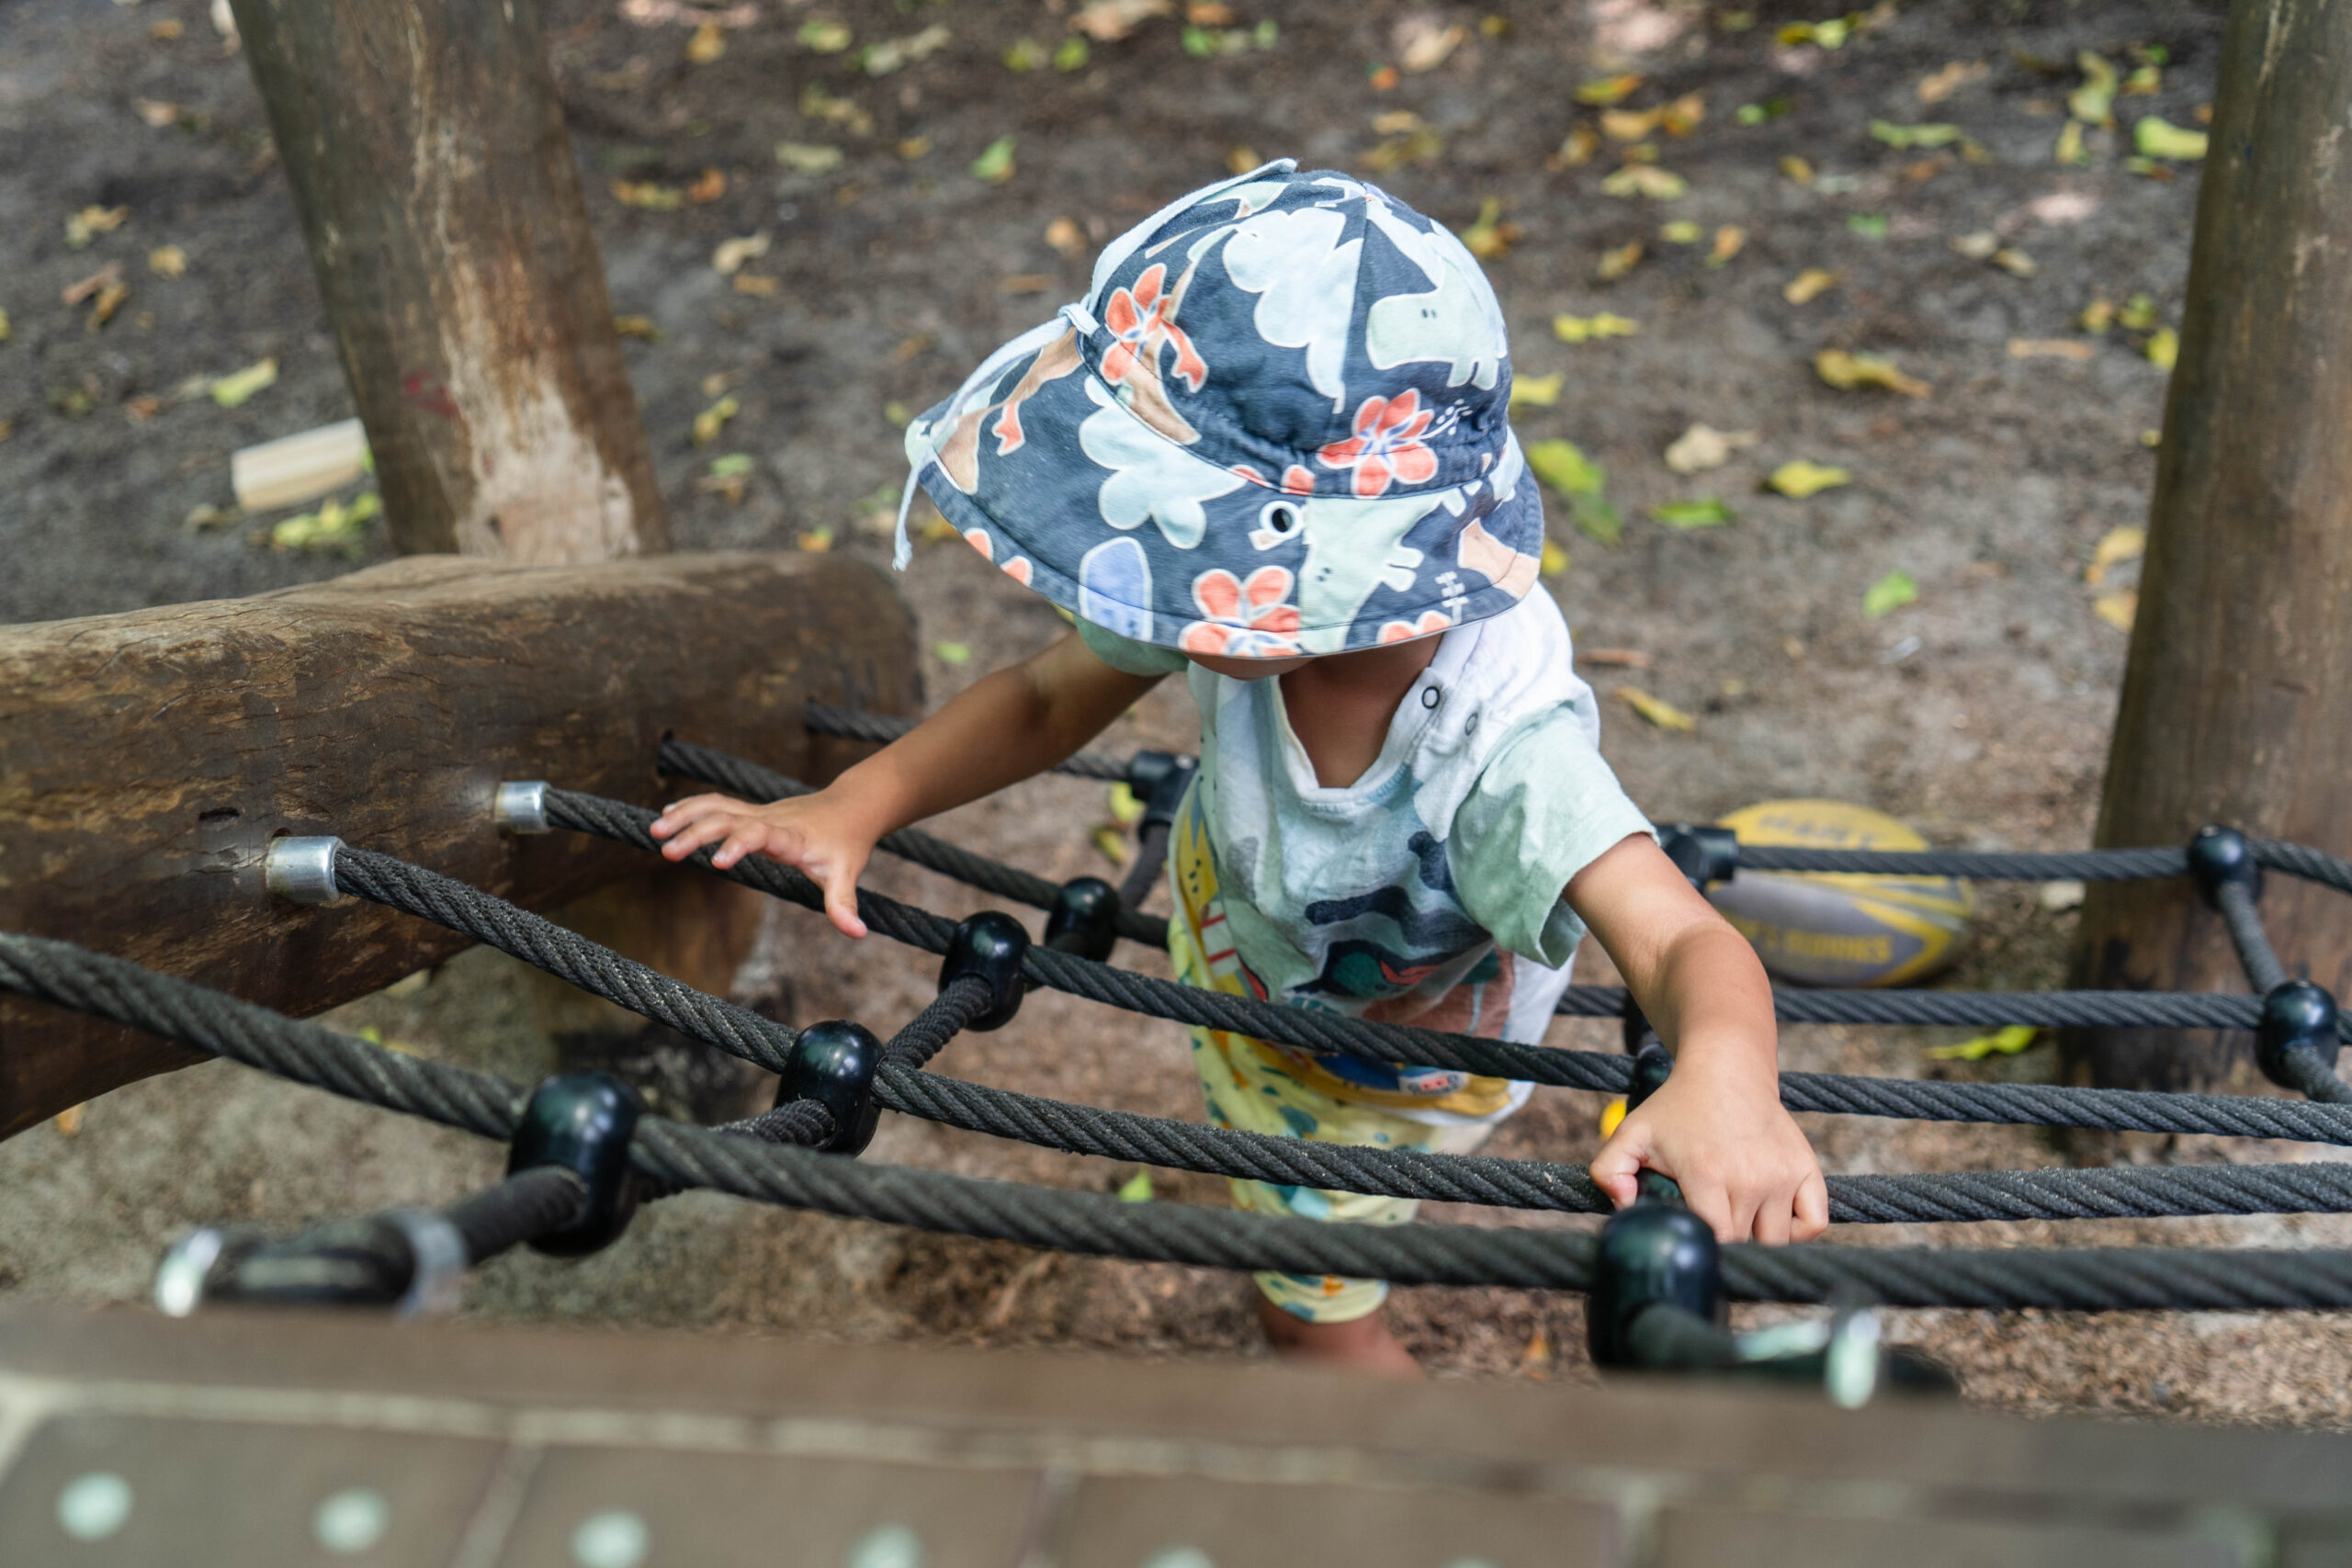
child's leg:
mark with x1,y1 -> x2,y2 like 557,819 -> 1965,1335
1186,1021 -> 1494,1374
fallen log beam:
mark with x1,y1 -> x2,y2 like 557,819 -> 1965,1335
0,552 -> 917,1139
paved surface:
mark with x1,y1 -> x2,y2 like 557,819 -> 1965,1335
2,1302 -> 2346,1566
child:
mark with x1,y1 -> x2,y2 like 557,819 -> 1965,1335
652,163 -> 1826,1374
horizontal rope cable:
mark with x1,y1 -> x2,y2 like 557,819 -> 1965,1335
311,841 -> 2352,1224
16,927 -> 2352,1310
659,740 -> 1166,949
800,710 -> 2352,892
1556,980 -> 2352,1039
805,703 -> 1127,781
541,790 -> 2352,1146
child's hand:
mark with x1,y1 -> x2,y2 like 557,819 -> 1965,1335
1589,1046 -> 1828,1245
650,792 -> 876,938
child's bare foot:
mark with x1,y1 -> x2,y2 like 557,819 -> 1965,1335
1254,1295 -> 1422,1378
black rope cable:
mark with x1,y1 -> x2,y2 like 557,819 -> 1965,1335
305,840 -> 2352,1221
442,1167 -> 589,1262
332,847 -> 800,1075
19,928 -> 2352,1308
658,739 -> 1168,949
804,704 -> 1129,781
2251,840 -> 2352,898
662,741 -> 2352,1045
2214,878 -> 2352,1104
538,790 -> 2352,1146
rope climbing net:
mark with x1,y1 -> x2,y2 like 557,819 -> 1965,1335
15,707 -> 2352,1377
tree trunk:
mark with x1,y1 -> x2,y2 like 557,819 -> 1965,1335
0,553 -> 917,1140
227,0 -> 666,560
2066,0 -> 2352,1092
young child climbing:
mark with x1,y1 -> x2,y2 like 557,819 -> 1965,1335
651,163 -> 1826,1374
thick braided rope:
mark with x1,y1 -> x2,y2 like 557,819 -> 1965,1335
332,847 -> 799,1075
660,741 -> 1167,949
804,704 -> 1128,782
540,791 -> 2352,1146
305,842 -> 2352,1223
800,713 -> 2352,894
2252,840 -> 2352,898
0,931 -> 523,1136
441,1168 -> 589,1262
1556,981 -> 2352,1042
2214,879 -> 2352,1104
19,927 -> 2352,1309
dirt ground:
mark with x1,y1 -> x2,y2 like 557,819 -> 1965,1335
13,0 -> 2352,1430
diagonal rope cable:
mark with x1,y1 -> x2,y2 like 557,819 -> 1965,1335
2214,878 -> 2352,1104
19,926 -> 2352,1310
540,789 -> 2352,1147
658,739 -> 1166,949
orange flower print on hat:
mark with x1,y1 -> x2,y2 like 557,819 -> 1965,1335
1179,565 -> 1302,659
1317,389 -> 1439,498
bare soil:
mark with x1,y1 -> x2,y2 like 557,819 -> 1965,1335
11,0 -> 2349,1430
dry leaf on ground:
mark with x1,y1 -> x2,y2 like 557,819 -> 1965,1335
1815,348 -> 1930,398
1554,311 -> 1639,342
1665,423 -> 1759,474
1862,569 -> 1917,618
1769,459 -> 1851,498
711,232 -> 770,275
2086,526 -> 2145,588
1593,243 -> 1644,283
1783,268 -> 1838,304
1069,0 -> 1170,42
1917,60 -> 1988,104
1618,686 -> 1696,731
2094,590 -> 2138,631
2008,338 -> 2094,361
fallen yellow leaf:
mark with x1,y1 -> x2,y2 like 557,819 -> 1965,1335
1599,1096 -> 1627,1138
1769,459 -> 1852,498
1618,685 -> 1696,732
1778,154 -> 1815,185
1602,105 -> 1664,141
1540,538 -> 1570,579
685,20 -> 725,62
1509,372 -> 1563,408
1917,59 -> 1988,105
1783,267 -> 1838,304
1594,242 -> 1645,283
208,356 -> 277,407
2145,326 -> 2179,369
1815,348 -> 1930,398
1927,1024 -> 2039,1061
1554,311 -> 1640,342
1553,125 -> 1600,167
1707,224 -> 1746,266
711,232 -> 770,275
1577,73 -> 1643,106
1091,823 -> 1134,865
2094,589 -> 2138,630
64,205 -> 130,248
147,244 -> 187,277
1665,423 -> 1758,474
2008,337 -> 2095,360
1600,164 -> 1688,199
692,394 -> 741,446
2086,525 -> 2145,587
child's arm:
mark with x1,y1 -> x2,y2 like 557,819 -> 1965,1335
650,631 -> 1164,937
1566,834 -> 1829,1245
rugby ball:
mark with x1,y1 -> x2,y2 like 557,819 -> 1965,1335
1703,799 -> 1974,988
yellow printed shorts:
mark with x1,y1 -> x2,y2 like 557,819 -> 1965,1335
1168,797 -> 1507,1325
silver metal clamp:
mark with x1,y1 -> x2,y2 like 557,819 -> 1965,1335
492,780 -> 551,835
265,836 -> 346,905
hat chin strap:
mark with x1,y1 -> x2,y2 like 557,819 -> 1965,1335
894,313 -> 1080,571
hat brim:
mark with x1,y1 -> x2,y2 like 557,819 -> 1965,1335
909,327 -> 1546,660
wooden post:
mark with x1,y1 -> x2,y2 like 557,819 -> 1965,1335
2066,0 -> 2352,1092
226,0 -> 666,560
0,553 -> 917,1140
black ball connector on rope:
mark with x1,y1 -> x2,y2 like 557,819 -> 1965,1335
2188,824 -> 2261,909
1126,751 -> 1200,829
2258,981 -> 2342,1093
941,910 -> 1032,1031
780,1021 -> 883,1156
1657,823 -> 1741,889
1045,876 -> 1123,963
508,1072 -> 644,1257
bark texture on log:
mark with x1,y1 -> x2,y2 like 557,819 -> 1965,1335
0,553 -> 916,1139
227,0 -> 666,561
2067,0 -> 2352,1091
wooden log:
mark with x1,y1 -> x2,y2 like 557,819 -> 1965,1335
0,553 -> 916,1140
225,0 -> 666,560
2065,0 -> 2352,1092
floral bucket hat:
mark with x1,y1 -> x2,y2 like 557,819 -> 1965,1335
897,160 -> 1543,659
